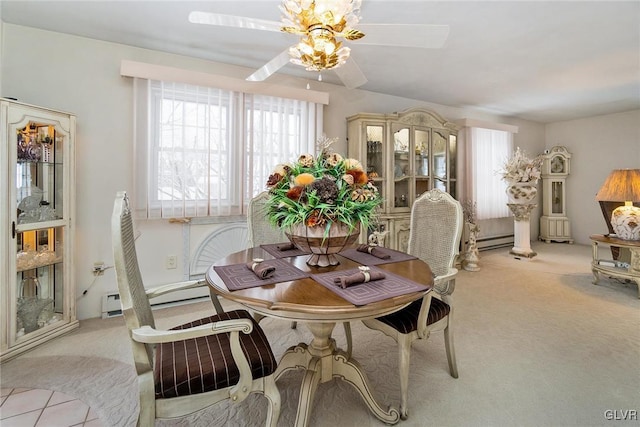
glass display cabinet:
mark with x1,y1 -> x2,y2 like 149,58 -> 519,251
347,108 -> 459,251
539,145 -> 573,243
1,98 -> 78,362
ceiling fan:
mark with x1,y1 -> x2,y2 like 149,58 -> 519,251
188,0 -> 449,89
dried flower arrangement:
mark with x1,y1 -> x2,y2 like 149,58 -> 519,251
265,136 -> 382,233
500,147 -> 543,183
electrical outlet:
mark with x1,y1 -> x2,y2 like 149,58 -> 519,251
93,261 -> 106,276
166,255 -> 177,269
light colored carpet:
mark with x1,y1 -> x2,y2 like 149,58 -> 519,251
2,242 -> 639,426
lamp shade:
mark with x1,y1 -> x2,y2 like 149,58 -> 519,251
595,169 -> 640,240
595,169 -> 640,202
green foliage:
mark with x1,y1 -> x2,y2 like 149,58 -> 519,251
265,148 -> 382,234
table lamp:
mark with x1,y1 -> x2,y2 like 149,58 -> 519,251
595,169 -> 640,240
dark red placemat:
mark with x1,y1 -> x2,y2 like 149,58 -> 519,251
260,242 -> 308,258
311,266 -> 429,306
339,247 -> 418,266
213,258 -> 309,290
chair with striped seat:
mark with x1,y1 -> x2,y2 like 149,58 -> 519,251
362,189 -> 462,420
112,191 -> 280,426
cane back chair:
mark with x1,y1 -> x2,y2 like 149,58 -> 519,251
362,189 -> 462,419
112,191 -> 280,426
247,191 -> 288,248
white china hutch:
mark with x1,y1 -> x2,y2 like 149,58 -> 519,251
347,108 -> 460,251
1,98 -> 78,362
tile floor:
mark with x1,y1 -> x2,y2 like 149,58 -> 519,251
0,388 -> 102,427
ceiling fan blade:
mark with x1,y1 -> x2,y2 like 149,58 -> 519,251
334,57 -> 368,89
188,11 -> 281,32
246,49 -> 291,82
357,24 -> 450,48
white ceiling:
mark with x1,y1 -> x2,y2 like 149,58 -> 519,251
2,0 -> 639,123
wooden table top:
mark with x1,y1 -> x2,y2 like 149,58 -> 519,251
590,234 -> 640,248
205,246 -> 434,323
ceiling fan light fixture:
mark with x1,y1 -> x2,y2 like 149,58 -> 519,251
280,0 -> 363,72
290,34 -> 349,71
296,39 -> 315,55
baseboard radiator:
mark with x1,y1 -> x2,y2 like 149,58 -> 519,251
476,234 -> 514,251
103,221 -> 249,319
101,287 -> 210,319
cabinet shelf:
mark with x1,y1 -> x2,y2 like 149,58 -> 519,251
590,234 -> 639,298
17,159 -> 63,166
16,257 -> 64,273
16,219 -> 65,232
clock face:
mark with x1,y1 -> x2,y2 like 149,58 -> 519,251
551,156 -> 565,173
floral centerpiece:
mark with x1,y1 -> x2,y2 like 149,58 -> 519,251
265,136 -> 382,266
499,147 -> 543,184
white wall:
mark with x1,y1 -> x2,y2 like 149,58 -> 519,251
546,110 -> 640,244
2,23 -> 631,320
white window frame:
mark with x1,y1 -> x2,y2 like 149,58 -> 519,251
133,78 -> 321,219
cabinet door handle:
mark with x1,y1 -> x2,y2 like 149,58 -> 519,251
12,221 -> 16,239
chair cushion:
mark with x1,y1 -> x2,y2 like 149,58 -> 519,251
376,297 -> 450,334
155,309 -> 277,399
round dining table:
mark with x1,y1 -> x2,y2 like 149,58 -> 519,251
205,246 -> 434,427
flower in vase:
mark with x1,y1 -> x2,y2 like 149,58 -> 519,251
499,147 -> 543,184
265,136 -> 382,233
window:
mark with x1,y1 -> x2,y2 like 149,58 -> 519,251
133,79 -> 321,219
465,127 -> 514,220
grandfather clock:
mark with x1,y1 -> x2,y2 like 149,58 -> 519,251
539,146 -> 573,243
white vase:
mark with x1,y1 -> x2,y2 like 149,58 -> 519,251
506,181 -> 538,203
610,205 -> 640,240
505,181 -> 538,258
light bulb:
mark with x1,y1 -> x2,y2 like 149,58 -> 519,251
299,40 -> 314,55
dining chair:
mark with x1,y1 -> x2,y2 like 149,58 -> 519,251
112,191 -> 280,426
247,191 -> 287,247
362,188 -> 462,419
247,191 -> 291,327
247,191 -> 354,357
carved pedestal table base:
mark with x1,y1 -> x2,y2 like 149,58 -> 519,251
508,203 -> 537,258
275,322 -> 400,427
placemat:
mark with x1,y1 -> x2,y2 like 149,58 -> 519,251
260,242 -> 308,258
338,247 -> 418,266
213,258 -> 309,291
311,266 -> 429,306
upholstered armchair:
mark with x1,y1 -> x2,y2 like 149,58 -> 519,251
362,189 -> 462,419
112,191 -> 280,426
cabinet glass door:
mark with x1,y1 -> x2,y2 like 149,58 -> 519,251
415,128 -> 430,199
392,125 -> 410,209
432,130 -> 447,192
14,121 -> 67,340
449,134 -> 457,198
365,124 -> 385,205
